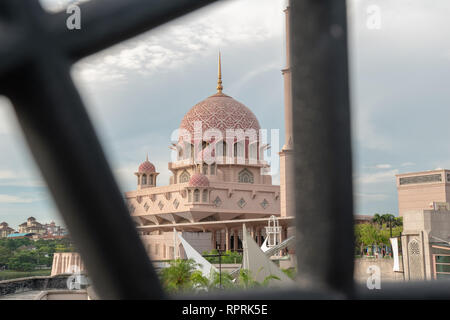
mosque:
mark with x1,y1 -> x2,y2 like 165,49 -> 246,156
124,7 -> 296,261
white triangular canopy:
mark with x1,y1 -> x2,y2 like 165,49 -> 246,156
177,232 -> 218,279
242,224 -> 295,287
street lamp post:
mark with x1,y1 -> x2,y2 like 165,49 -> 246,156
202,250 -> 229,289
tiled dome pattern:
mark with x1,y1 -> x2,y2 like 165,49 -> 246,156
138,160 -> 156,173
179,93 -> 260,141
188,173 -> 210,187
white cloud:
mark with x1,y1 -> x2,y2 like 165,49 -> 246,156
355,192 -> 389,201
356,169 -> 399,184
0,194 -> 40,204
400,162 -> 415,167
375,164 -> 391,169
72,0 -> 285,85
0,169 -> 45,187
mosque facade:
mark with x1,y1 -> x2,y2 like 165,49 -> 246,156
124,8 -> 296,260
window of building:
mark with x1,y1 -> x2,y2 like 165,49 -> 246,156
202,189 -> 208,202
238,169 -> 254,183
194,189 -> 200,202
249,142 -> 258,163
179,170 -> 190,183
202,163 -> 208,175
188,190 -> 192,202
210,163 -> 216,175
142,174 -> 147,185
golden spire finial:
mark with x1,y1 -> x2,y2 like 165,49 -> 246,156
217,51 -> 223,94
146,153 -> 149,161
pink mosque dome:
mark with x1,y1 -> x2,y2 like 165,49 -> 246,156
179,53 -> 260,141
188,173 -> 210,187
179,93 -> 260,139
138,155 -> 156,173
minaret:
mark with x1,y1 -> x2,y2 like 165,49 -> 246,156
217,52 -> 223,94
279,4 -> 295,218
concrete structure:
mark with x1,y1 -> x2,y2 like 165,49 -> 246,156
396,169 -> 450,217
279,6 -> 295,221
354,215 -> 373,224
51,252 -> 86,276
396,169 -> 450,281
401,209 -> 450,281
354,258 -> 404,283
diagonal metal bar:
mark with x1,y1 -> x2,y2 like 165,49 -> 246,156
3,52 -> 166,299
48,0 -> 218,62
290,0 -> 355,296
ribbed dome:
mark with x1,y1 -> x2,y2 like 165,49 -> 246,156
179,93 -> 260,141
138,160 -> 155,173
188,173 -> 210,187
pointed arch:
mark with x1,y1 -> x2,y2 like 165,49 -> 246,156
238,168 -> 254,184
194,189 -> 200,202
179,170 -> 190,183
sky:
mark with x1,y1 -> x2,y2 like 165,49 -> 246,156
0,0 -> 450,229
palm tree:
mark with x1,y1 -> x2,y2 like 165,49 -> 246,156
160,258 -> 207,293
382,214 -> 395,237
372,213 -> 383,228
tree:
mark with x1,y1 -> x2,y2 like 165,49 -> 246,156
8,251 -> 38,271
160,259 -> 207,293
0,246 -> 10,269
372,213 -> 383,228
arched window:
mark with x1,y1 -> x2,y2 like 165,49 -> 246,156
249,142 -> 258,163
234,141 -> 245,163
238,169 -> 254,184
142,174 -> 147,185
222,141 -> 227,157
202,163 -> 208,175
194,189 -> 200,202
179,170 -> 190,183
149,175 -> 153,185
210,163 -> 216,175
202,189 -> 208,202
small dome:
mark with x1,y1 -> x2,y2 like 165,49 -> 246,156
138,156 -> 156,173
188,173 -> 210,187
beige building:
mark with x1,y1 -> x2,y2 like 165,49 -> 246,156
396,169 -> 450,216
397,169 -> 450,281
401,208 -> 450,281
18,217 -> 47,235
0,222 -> 15,238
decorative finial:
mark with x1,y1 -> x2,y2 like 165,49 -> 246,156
217,51 -> 223,94
146,153 -> 149,161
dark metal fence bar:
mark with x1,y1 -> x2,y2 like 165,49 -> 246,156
290,0 -> 355,296
49,0 -> 217,62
